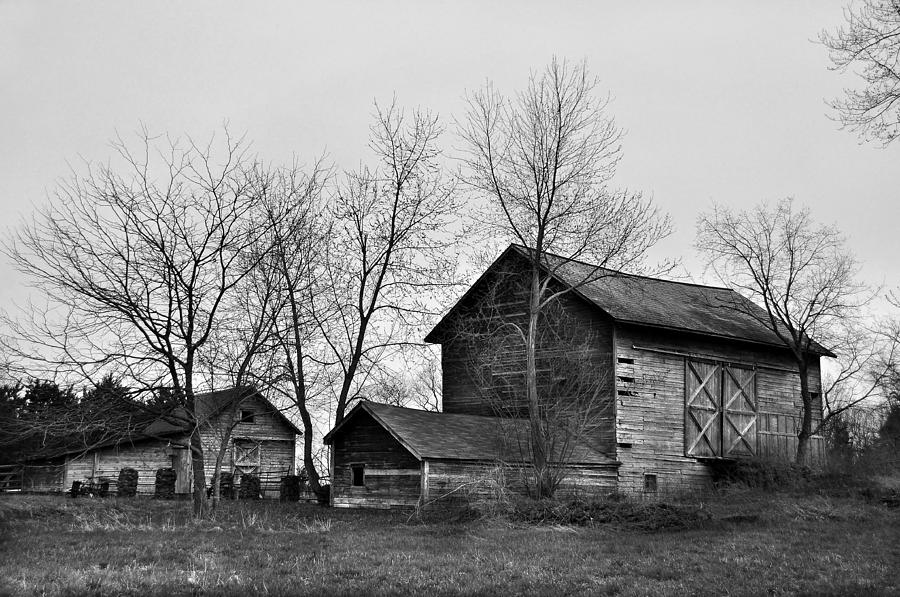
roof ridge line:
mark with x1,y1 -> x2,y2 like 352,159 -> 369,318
511,244 -> 734,291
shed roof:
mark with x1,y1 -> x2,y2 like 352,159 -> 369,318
21,386 -> 300,461
324,400 -> 615,465
426,245 -> 834,357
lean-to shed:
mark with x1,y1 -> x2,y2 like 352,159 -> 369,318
324,400 -> 617,509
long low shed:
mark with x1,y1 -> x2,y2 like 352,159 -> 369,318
324,401 -> 619,509
20,387 -> 298,497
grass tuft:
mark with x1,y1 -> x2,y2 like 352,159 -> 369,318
505,497 -> 712,532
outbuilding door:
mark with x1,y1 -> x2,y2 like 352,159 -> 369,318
233,439 -> 261,476
685,360 -> 757,458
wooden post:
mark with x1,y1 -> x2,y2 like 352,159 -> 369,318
419,460 -> 429,509
328,443 -> 335,507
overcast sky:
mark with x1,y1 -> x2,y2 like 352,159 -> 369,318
1,1 -> 898,314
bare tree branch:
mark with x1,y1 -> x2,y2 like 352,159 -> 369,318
821,0 -> 900,145
697,198 -> 872,463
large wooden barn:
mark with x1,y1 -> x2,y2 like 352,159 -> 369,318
21,387 -> 299,497
325,245 -> 833,508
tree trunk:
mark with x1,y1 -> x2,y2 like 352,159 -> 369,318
526,264 -> 550,499
795,361 -> 813,466
189,427 -> 208,517
289,341 -> 322,492
334,317 -> 369,427
209,420 -> 237,512
300,408 -> 322,491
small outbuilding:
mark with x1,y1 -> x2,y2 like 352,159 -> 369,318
324,400 -> 617,509
21,387 -> 299,497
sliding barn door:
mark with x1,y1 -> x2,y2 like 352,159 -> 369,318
685,360 -> 722,458
685,360 -> 758,459
722,365 -> 758,457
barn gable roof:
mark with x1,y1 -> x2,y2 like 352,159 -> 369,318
323,400 -> 615,465
193,386 -> 303,436
426,244 -> 834,357
142,386 -> 302,438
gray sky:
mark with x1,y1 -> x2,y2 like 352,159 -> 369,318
2,0 -> 898,313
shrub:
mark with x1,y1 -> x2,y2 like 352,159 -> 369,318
509,497 -> 710,531
707,459 -> 813,491
280,475 -> 302,502
239,474 -> 261,500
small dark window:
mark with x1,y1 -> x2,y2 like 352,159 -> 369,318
351,464 -> 365,487
239,410 -> 255,424
644,473 -> 657,492
617,375 -> 635,384
617,390 -> 638,397
617,357 -> 634,364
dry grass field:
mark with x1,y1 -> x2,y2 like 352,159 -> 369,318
0,491 -> 898,596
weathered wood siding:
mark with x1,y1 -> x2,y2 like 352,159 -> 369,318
196,393 -> 297,494
21,462 -> 65,492
331,411 -> 422,509
423,459 -> 619,509
439,258 -> 617,454
614,324 -> 825,495
63,440 -> 173,494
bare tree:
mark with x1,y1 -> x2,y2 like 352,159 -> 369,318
2,128 -> 274,516
250,159 -> 333,495
455,280 -> 612,498
361,347 -> 443,412
320,101 -> 460,427
196,203 -> 291,508
697,198 -> 871,464
457,58 -> 670,497
407,350 -> 443,412
871,300 -> 900,453
820,318 -> 898,428
821,0 -> 900,145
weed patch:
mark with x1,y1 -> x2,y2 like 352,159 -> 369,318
508,497 -> 712,531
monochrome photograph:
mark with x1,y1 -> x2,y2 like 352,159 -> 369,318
1,1 -> 898,595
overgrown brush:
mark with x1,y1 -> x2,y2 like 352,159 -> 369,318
709,455 -> 900,508
708,458 -> 814,491
508,497 -> 712,531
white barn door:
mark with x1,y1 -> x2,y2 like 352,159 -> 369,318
685,360 -> 722,458
722,365 -> 758,458
685,359 -> 758,459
